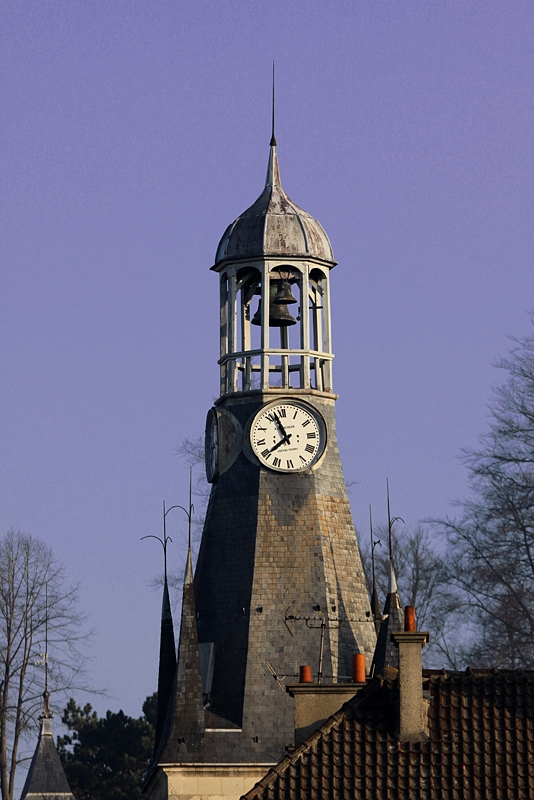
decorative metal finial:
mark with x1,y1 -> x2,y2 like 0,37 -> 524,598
142,468 -> 195,578
42,577 -> 51,717
386,478 -> 404,565
270,61 -> 277,147
369,504 -> 381,592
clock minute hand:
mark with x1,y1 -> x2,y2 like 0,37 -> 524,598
273,413 -> 289,438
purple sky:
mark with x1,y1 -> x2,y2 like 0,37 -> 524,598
1,1 -> 532,725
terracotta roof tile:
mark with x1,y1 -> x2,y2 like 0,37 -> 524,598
243,671 -> 534,799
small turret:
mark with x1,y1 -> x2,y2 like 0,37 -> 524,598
20,692 -> 75,800
158,546 -> 205,760
154,577 -> 176,753
371,561 -> 404,675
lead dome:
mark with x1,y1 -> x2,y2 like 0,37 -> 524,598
214,143 -> 335,267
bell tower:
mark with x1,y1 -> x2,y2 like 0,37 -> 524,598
145,136 -> 376,799
199,136 -> 376,748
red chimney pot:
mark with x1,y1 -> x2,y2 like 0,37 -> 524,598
404,606 -> 416,631
352,653 -> 366,683
299,665 -> 312,683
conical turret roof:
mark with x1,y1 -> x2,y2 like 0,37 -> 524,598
154,577 -> 176,753
214,144 -> 335,267
20,710 -> 75,800
158,547 -> 205,762
370,562 -> 404,676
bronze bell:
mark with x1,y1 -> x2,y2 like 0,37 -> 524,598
273,280 -> 297,305
251,282 -> 297,327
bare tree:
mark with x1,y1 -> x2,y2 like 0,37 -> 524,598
0,530 -> 89,800
176,436 -> 210,541
360,523 -> 464,668
436,314 -> 534,668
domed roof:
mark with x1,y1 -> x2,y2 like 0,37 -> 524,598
214,144 -> 335,267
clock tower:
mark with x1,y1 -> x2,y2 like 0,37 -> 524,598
145,135 -> 376,799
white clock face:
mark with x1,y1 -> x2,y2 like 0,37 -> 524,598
250,401 -> 326,472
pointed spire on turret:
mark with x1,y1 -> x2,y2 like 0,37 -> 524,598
143,501 -> 178,753
388,558 -> 398,595
20,708 -> 76,800
154,574 -> 176,753
159,542 -> 205,760
265,139 -> 281,190
370,483 -> 405,676
21,584 -> 75,800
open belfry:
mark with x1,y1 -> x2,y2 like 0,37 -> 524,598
143,129 -> 377,800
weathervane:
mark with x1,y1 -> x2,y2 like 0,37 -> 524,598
142,467 -> 195,581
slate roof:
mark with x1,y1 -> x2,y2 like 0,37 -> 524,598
157,547 -> 205,763
213,144 -> 335,267
242,669 -> 534,800
20,715 -> 75,800
154,578 -> 176,753
371,564 -> 404,676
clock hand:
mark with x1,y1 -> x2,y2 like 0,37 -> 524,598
269,433 -> 292,453
273,413 -> 289,438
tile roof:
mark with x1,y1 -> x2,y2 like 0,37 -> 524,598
242,670 -> 534,800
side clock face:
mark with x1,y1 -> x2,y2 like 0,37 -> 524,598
250,401 -> 326,472
204,408 -> 219,483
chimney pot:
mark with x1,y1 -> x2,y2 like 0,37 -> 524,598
352,653 -> 366,683
299,665 -> 312,683
404,605 -> 416,631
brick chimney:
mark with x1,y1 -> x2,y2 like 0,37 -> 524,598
391,606 -> 429,742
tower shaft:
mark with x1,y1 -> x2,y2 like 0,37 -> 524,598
195,393 -> 375,758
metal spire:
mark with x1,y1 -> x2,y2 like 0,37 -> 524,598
386,478 -> 404,572
369,505 -> 382,634
270,60 -> 276,147
42,576 -> 51,718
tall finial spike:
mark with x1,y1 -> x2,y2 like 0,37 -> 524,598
42,576 -> 51,718
387,478 -> 392,561
386,478 -> 404,574
188,466 -> 193,552
270,61 -> 277,147
369,505 -> 376,590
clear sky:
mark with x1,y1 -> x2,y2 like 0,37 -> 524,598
1,0 -> 532,725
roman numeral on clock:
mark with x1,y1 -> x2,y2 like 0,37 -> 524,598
261,449 -> 271,459
257,439 -> 265,446
278,408 -> 286,418
272,457 -> 281,467
287,460 -> 294,469
301,419 -> 311,427
307,432 -> 316,439
305,444 -> 315,453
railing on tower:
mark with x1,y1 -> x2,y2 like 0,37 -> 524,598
219,261 -> 333,397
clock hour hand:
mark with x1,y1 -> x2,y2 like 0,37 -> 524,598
269,433 -> 292,453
